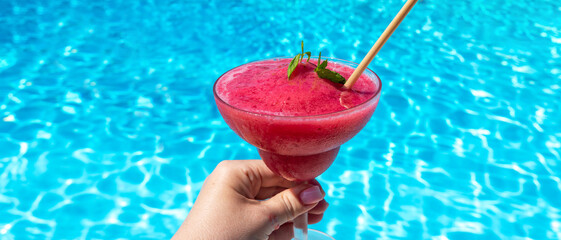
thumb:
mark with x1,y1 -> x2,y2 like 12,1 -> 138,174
263,184 -> 325,226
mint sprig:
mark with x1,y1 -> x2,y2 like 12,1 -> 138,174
315,52 -> 346,84
287,41 -> 346,85
287,41 -> 311,79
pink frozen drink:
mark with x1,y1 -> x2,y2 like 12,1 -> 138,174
214,58 -> 381,181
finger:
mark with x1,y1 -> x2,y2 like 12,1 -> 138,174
225,160 -> 294,188
308,179 -> 326,195
308,179 -> 321,186
262,184 -> 324,226
255,186 -> 287,200
308,213 -> 324,225
213,160 -> 293,199
247,160 -> 294,188
308,200 -> 328,215
268,222 -> 294,240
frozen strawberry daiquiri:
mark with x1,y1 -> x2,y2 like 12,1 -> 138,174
214,57 -> 381,181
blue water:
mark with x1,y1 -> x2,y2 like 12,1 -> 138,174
1,0 -> 560,239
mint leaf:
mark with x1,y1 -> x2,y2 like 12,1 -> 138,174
287,41 -> 346,84
316,68 -> 346,84
318,59 -> 328,69
315,52 -> 345,84
315,52 -> 327,70
287,53 -> 301,79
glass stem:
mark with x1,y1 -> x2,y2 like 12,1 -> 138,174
293,212 -> 308,240
293,180 -> 309,240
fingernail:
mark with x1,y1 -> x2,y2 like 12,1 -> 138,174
309,180 -> 325,194
299,186 -> 323,205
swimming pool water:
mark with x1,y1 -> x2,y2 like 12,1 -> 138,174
1,0 -> 560,239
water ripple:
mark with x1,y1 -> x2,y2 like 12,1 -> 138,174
1,0 -> 561,239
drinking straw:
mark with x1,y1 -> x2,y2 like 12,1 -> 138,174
344,0 -> 419,89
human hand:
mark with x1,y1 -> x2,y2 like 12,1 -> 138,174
172,160 -> 328,240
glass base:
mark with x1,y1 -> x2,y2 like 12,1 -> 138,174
292,229 -> 335,240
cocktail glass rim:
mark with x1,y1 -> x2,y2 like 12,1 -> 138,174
213,56 -> 383,119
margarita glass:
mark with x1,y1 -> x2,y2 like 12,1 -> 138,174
213,57 -> 382,239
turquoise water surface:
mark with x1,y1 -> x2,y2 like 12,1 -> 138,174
1,0 -> 561,239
